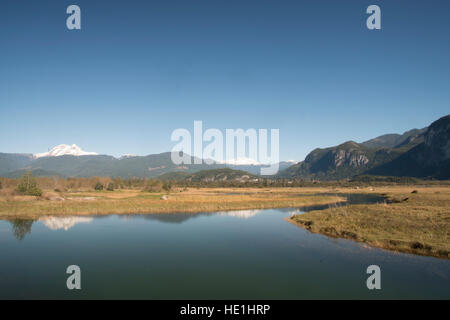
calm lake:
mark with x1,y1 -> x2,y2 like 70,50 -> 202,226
0,194 -> 449,299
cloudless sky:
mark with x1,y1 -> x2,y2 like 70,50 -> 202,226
1,0 -> 449,161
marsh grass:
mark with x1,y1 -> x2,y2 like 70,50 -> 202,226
0,187 -> 344,220
291,187 -> 450,259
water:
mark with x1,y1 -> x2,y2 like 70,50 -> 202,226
0,194 -> 448,299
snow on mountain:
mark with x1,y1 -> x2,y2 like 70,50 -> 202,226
216,158 -> 297,166
34,144 -> 98,159
217,157 -> 262,166
119,154 -> 137,159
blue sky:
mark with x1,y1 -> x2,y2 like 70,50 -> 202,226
1,0 -> 449,161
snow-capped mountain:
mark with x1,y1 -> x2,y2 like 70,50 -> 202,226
217,158 -> 297,167
119,154 -> 137,159
1,145 -> 298,178
34,144 -> 98,159
217,157 -> 262,166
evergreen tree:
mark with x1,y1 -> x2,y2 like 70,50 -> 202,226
16,172 -> 42,196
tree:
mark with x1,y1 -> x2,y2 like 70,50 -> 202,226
94,182 -> 104,191
162,181 -> 172,192
112,177 -> 123,189
143,179 -> 163,193
106,182 -> 114,191
0,180 -> 3,190
10,219 -> 34,241
16,172 -> 42,196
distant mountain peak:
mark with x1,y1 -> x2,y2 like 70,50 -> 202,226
362,128 -> 427,149
119,154 -> 138,159
338,141 -> 362,149
34,144 -> 98,159
217,157 -> 262,166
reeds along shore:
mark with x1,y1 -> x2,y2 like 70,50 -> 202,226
290,186 -> 450,259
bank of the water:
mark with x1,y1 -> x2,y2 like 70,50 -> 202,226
290,190 -> 450,259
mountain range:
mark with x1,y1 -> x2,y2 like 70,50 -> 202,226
0,145 -> 293,179
0,115 -> 449,180
281,114 -> 450,180
158,168 -> 259,183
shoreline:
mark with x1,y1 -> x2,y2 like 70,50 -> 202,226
285,217 -> 449,260
289,186 -> 450,259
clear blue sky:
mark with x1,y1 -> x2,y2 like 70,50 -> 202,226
1,0 -> 449,161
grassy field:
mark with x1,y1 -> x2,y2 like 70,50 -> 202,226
290,186 -> 450,259
0,187 -> 344,220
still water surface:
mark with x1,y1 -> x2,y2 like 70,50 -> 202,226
0,194 -> 448,299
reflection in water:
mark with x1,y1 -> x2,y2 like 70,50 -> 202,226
10,219 -> 34,241
124,210 -> 262,224
286,203 -> 344,216
136,212 -> 215,224
287,209 -> 305,216
39,216 -> 93,230
122,209 -> 262,224
279,193 -> 387,216
218,210 -> 262,219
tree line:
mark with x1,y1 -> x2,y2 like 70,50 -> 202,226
0,172 -> 448,198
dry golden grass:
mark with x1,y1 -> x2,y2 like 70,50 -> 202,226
0,187 -> 344,220
291,186 -> 450,259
